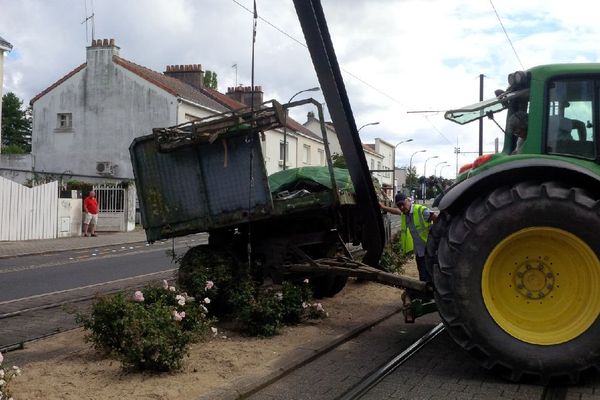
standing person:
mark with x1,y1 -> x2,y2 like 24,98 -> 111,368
380,192 -> 437,283
82,190 -> 99,237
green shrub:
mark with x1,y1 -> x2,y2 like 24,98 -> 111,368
177,245 -> 329,338
236,287 -> 284,337
117,302 -> 190,371
280,281 -> 312,324
77,292 -> 131,353
78,283 -> 215,371
379,232 -> 408,274
177,246 -> 247,318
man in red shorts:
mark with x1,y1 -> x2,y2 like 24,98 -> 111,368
82,190 -> 99,237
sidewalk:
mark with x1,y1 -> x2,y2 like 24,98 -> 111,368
0,228 -> 149,259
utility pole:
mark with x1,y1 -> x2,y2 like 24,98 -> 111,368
479,74 -> 484,156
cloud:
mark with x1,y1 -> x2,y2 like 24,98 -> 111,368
2,0 -> 598,177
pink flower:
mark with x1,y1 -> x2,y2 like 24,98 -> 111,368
133,291 -> 145,302
175,294 -> 186,306
200,305 -> 208,313
173,310 -> 184,321
303,278 -> 309,284
211,327 -> 218,336
316,303 -> 324,312
205,280 -> 214,290
179,311 -> 186,319
302,302 -> 308,309
204,297 -> 211,304
0,351 -> 3,364
169,286 -> 176,292
162,280 -> 169,290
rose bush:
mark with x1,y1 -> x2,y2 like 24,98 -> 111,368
0,351 -> 22,400
77,281 -> 216,371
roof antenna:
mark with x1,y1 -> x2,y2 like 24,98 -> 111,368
231,63 -> 238,86
81,0 -> 95,43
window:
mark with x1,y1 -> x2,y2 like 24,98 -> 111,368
56,113 -> 73,130
303,144 -> 311,164
546,80 -> 595,159
279,141 -> 289,164
318,149 -> 325,165
370,159 -> 375,170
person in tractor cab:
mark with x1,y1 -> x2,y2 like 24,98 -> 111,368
380,192 -> 437,283
508,110 -> 529,154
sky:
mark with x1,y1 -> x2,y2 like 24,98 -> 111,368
2,0 -> 600,178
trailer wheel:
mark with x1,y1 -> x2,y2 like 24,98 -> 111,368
430,181 -> 600,383
311,275 -> 348,298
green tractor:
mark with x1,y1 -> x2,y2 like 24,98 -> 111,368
428,64 -> 600,382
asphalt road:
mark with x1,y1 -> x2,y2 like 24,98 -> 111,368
0,236 -> 206,303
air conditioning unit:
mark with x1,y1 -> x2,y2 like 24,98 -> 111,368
96,161 -> 117,176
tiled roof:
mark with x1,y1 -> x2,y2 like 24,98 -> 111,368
30,63 -> 87,105
286,117 -> 322,142
202,87 -> 247,111
113,57 -> 228,112
31,56 -> 231,113
0,35 -> 12,51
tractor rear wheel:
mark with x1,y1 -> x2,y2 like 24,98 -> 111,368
429,181 -> 600,383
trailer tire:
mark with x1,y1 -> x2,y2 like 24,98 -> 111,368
311,275 -> 348,298
430,181 -> 600,383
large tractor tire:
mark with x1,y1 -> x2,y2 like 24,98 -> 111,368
427,181 -> 600,383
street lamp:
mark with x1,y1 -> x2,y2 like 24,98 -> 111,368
439,164 -> 449,178
423,155 -> 439,203
392,138 -> 413,195
408,149 -> 426,198
357,121 -> 380,133
434,161 -> 449,176
282,86 -> 321,170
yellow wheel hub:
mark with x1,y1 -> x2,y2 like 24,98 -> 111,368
482,227 -> 600,345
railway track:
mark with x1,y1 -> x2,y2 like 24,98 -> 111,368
0,269 -> 177,352
243,307 -> 586,400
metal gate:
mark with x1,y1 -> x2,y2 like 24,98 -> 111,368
93,184 -> 126,231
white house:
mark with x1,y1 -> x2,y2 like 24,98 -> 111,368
30,39 -> 231,180
0,35 -> 13,153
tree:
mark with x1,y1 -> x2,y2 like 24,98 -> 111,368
404,166 -> 418,192
331,153 -> 347,168
203,70 -> 218,90
1,92 -> 32,153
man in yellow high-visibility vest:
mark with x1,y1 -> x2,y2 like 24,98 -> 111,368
380,192 -> 437,283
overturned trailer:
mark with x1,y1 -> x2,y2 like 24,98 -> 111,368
130,99 -> 427,300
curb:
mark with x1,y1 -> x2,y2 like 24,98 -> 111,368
195,305 -> 404,400
0,238 -> 149,260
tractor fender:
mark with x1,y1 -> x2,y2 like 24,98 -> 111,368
438,158 -> 600,214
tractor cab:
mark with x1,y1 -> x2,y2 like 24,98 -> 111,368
445,65 -> 600,181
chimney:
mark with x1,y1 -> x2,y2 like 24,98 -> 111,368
307,111 -> 316,122
86,38 -> 120,59
164,64 -> 204,90
225,85 -> 264,108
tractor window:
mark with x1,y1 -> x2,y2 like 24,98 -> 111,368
546,80 -> 595,159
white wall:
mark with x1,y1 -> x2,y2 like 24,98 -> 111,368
0,154 -> 34,183
304,117 -> 341,156
178,100 -> 217,122
57,198 -> 82,238
0,48 -> 4,152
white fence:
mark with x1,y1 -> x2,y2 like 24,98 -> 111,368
0,177 -> 58,240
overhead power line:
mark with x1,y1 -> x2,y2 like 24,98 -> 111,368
231,0 -> 458,146
230,0 -> 408,108
489,0 -> 524,70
